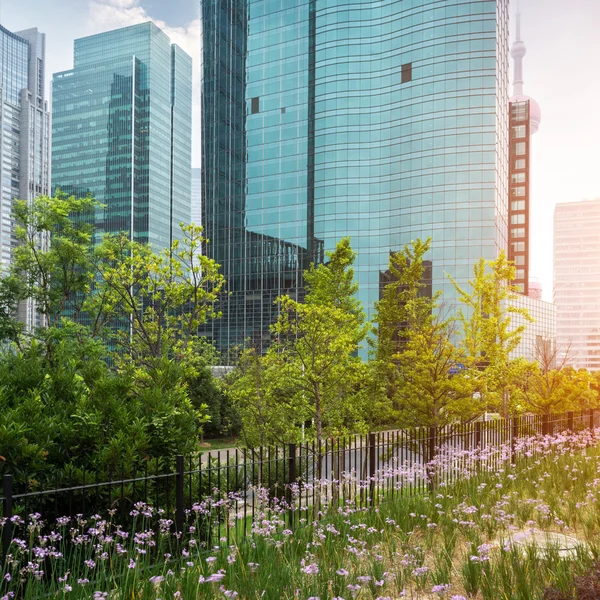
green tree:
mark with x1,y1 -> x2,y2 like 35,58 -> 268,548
372,238 -> 477,429
515,340 -> 597,416
449,251 -> 532,417
92,223 -> 226,366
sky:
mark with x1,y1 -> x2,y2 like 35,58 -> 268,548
2,0 -> 599,302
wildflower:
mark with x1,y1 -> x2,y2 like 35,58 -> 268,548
347,584 -> 361,598
450,596 -> 467,600
64,585 -> 72,593
3,574 -> 10,582
412,566 -> 429,576
206,556 -> 217,564
432,583 -> 452,595
149,576 -> 165,586
84,559 -> 96,569
128,559 -> 136,569
302,563 -> 319,575
336,568 -> 349,576
77,579 -> 89,585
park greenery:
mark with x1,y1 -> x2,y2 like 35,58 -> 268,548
0,192 -> 599,489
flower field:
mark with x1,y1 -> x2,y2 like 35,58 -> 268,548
2,428 -> 600,599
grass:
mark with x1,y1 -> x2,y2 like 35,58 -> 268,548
199,437 -> 239,451
2,428 -> 600,599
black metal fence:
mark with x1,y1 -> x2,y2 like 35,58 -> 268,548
2,409 -> 598,558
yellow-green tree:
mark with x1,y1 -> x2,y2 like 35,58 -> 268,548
449,251 -> 532,417
515,340 -> 598,415
373,239 -> 477,428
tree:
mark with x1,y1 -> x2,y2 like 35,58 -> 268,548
92,223 -> 226,366
372,239 -> 477,430
449,251 -> 532,417
370,238 -> 433,417
515,340 -> 597,416
231,239 -> 370,475
228,348 -> 298,449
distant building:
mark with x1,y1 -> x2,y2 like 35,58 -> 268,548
0,25 -> 50,329
191,168 -> 201,226
507,11 -> 541,296
554,199 -> 600,371
52,22 -> 192,250
508,295 -> 556,361
528,278 -> 543,301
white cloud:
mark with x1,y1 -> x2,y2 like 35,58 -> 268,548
86,0 -> 201,166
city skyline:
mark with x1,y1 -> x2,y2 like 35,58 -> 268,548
1,0 -> 599,301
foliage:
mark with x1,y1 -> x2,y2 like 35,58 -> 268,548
449,251 -> 533,416
372,239 -> 478,428
515,340 -> 598,415
0,193 -> 225,488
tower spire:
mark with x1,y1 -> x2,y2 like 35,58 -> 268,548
511,5 -> 526,97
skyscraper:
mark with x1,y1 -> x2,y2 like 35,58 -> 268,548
52,22 -> 192,250
201,0 -> 510,354
0,25 -> 50,328
554,199 -> 600,371
507,10 -> 541,296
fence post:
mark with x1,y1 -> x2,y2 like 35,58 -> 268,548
2,474 -> 13,562
368,433 -> 376,506
542,414 -> 549,436
475,421 -> 482,449
428,426 -> 437,492
511,417 -> 519,463
175,455 -> 184,537
287,444 -> 296,528
567,411 -> 574,432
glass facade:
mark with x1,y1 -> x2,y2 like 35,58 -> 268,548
0,26 -> 50,328
201,0 -> 510,355
507,295 -> 556,362
52,22 -> 192,249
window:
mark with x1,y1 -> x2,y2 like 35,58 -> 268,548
511,200 -> 525,211
401,63 -> 412,83
511,172 -> 526,183
281,107 -> 286,114
251,97 -> 260,114
511,227 -> 525,238
512,125 -> 526,138
515,142 -> 526,155
511,213 -> 525,225
512,186 -> 526,197
511,241 -> 525,252
515,159 -> 526,169
514,255 -> 525,266
515,269 -> 525,280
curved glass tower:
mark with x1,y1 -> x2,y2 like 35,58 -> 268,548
201,0 -> 509,354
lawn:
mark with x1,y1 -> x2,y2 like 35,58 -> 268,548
2,428 -> 600,599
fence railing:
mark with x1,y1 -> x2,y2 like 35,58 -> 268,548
1,409 -> 598,558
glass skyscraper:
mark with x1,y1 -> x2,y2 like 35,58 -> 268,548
52,22 -> 192,250
201,0 -> 509,354
0,25 -> 50,328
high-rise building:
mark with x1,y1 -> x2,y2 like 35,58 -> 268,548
191,167 -> 201,226
0,25 -> 50,328
52,22 -> 192,250
554,199 -> 600,371
201,0 -> 510,354
507,10 -> 540,296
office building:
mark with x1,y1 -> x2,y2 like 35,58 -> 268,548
52,22 -> 192,250
0,25 -> 50,328
508,295 -> 556,361
507,11 -> 540,295
554,199 -> 600,371
201,0 -> 510,354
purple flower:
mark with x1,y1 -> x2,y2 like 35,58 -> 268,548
302,563 -> 319,575
336,569 -> 349,576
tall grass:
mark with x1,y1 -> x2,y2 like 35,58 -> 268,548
2,428 -> 599,599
